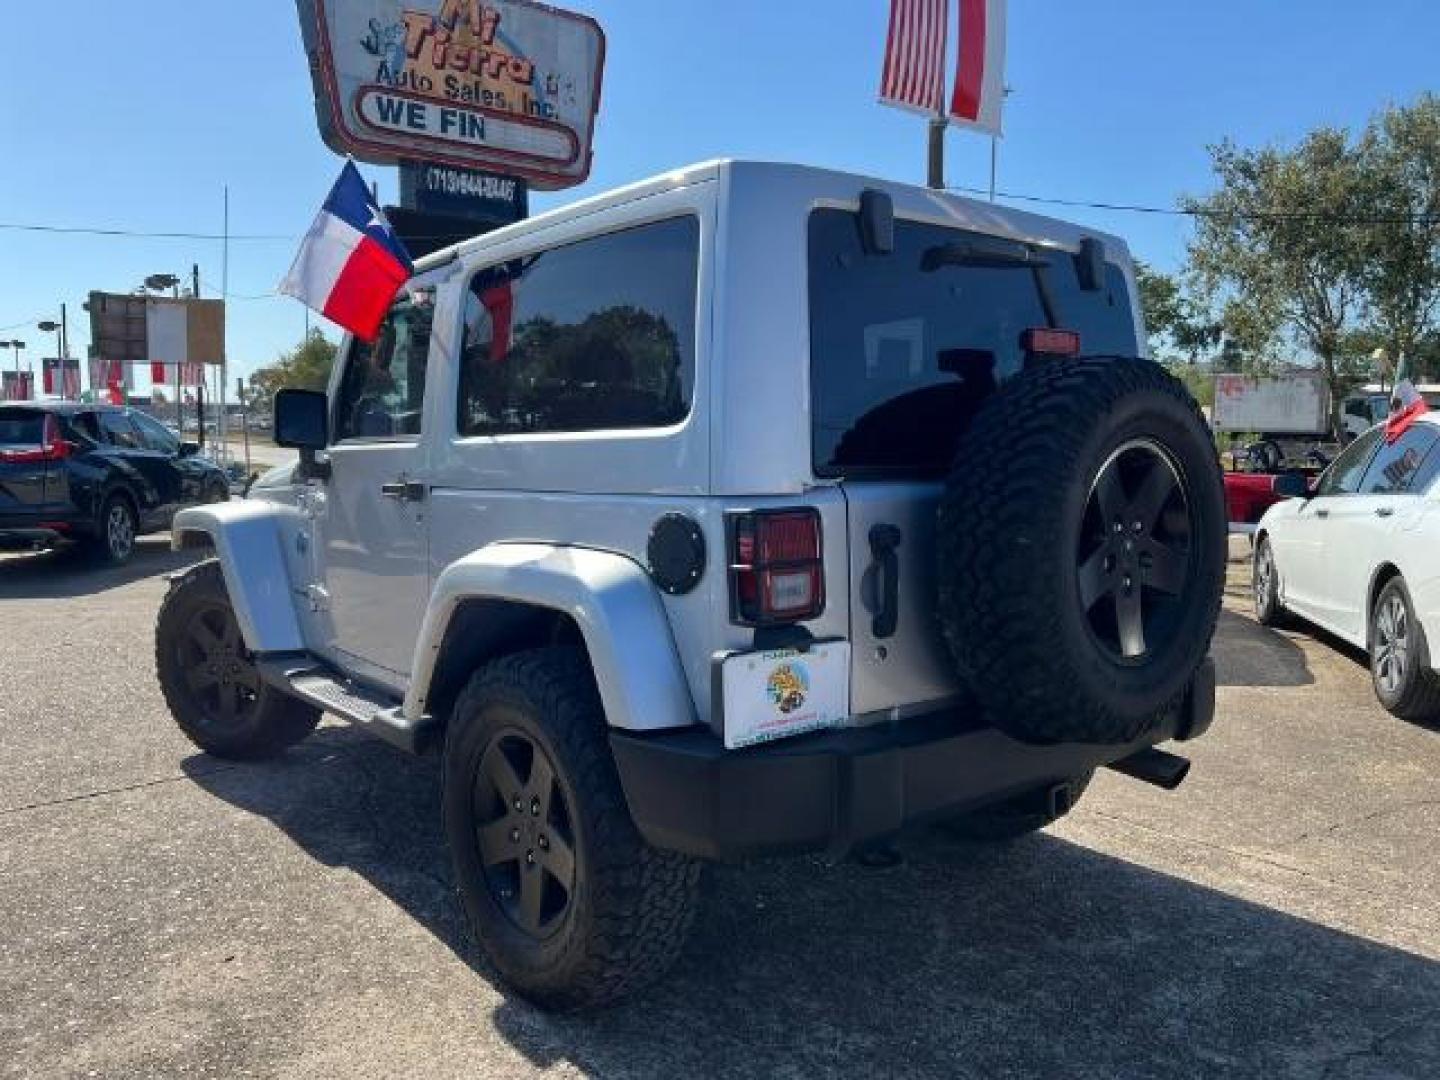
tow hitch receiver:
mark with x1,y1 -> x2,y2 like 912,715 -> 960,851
1106,746 -> 1191,790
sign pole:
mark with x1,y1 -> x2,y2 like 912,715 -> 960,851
220,186 -> 230,468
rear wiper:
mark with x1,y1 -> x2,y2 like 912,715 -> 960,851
921,240 -> 1051,273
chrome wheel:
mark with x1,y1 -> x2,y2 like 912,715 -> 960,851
1254,541 -> 1275,611
472,728 -> 577,940
106,502 -> 135,561
1077,439 -> 1193,661
1374,592 -> 1410,697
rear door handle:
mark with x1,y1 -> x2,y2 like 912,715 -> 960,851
1375,506 -> 1394,518
1314,508 -> 1329,518
380,480 -> 426,502
868,524 -> 902,639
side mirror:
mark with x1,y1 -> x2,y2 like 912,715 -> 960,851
274,388 -> 331,481
179,441 -> 200,457
1272,471 -> 1311,499
274,388 -> 328,450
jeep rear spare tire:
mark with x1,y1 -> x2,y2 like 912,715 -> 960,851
936,356 -> 1225,745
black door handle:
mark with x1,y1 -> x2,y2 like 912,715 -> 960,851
1315,508 -> 1329,518
380,480 -> 426,502
869,524 -> 902,639
1375,506 -> 1394,518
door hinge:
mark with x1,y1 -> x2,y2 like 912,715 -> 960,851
303,583 -> 331,613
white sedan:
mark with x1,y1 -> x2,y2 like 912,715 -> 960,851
1254,414 -> 1440,721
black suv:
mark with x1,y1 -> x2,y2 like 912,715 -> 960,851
0,403 -> 230,565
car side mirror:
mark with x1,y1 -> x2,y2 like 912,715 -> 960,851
179,441 -> 200,457
1272,471 -> 1310,499
274,388 -> 331,481
274,388 -> 328,450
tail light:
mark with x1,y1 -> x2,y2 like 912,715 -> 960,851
0,415 -> 75,464
1021,328 -> 1081,357
729,509 -> 824,625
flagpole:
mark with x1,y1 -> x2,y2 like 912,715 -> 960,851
927,117 -> 945,190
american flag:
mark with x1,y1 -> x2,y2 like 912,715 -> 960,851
879,0 -> 947,115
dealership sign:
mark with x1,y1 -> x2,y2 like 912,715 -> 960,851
297,0 -> 605,190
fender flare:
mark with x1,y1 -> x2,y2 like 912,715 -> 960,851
171,502 -> 306,653
406,543 -> 696,733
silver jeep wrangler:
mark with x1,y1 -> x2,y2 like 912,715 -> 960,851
157,160 -> 1225,1009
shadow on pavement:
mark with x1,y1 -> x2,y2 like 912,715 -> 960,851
1211,609 -> 1314,688
0,536 -> 200,599
184,728 -> 1440,1078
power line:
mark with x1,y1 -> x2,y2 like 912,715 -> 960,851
0,221 -> 291,242
946,185 -> 1440,225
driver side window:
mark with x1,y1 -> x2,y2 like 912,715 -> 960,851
1316,427 -> 1383,497
334,293 -> 435,441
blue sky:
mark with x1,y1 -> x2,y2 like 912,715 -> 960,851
2,0 -> 1437,386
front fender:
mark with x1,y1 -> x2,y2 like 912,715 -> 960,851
172,501 -> 306,654
407,543 -> 696,732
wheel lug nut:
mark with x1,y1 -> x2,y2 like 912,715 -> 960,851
1132,521 -> 1143,533
530,798 -> 540,816
509,828 -> 520,843
538,835 -> 549,850
525,850 -> 536,866
512,798 -> 523,812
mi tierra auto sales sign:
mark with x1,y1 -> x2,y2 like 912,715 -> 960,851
297,0 -> 605,189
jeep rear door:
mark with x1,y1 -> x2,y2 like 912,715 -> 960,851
807,209 -> 1141,716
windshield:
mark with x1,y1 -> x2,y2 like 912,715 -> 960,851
808,209 -> 1139,477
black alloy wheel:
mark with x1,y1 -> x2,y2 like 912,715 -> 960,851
472,728 -> 578,940
1076,438 -> 1193,662
180,598 -> 263,732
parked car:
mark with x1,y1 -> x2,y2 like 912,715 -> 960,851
0,402 -> 230,564
156,160 -> 1225,1009
1254,414 -> 1440,720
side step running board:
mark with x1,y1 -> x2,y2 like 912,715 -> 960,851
255,657 -> 438,755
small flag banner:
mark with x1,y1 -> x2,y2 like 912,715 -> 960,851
41,357 -> 81,399
1,371 -> 34,401
879,0 -> 1007,135
879,0 -> 947,115
279,160 -> 415,342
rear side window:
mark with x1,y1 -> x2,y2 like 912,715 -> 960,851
334,293 -> 435,440
809,209 -> 1138,476
457,216 -> 699,437
0,409 -> 44,445
1358,425 -> 1440,494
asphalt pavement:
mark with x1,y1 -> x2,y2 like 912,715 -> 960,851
1,537 -> 1437,1078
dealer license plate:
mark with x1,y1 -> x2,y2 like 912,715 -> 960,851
721,643 -> 851,750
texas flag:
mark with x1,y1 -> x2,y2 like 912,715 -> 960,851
279,161 -> 414,342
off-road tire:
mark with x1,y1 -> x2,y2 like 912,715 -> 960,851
943,772 -> 1093,842
936,356 -> 1226,745
88,492 -> 138,566
155,560 -> 320,758
1370,576 -> 1440,723
1253,534 -> 1290,628
443,647 -> 702,1011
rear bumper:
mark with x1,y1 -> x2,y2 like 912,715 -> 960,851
0,512 -> 85,548
612,659 -> 1215,862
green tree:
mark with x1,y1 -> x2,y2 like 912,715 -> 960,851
1357,96 -> 1440,378
1184,129 -> 1372,429
1133,260 -> 1221,362
246,330 -> 337,411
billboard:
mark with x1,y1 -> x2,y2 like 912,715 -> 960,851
297,0 -> 605,190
